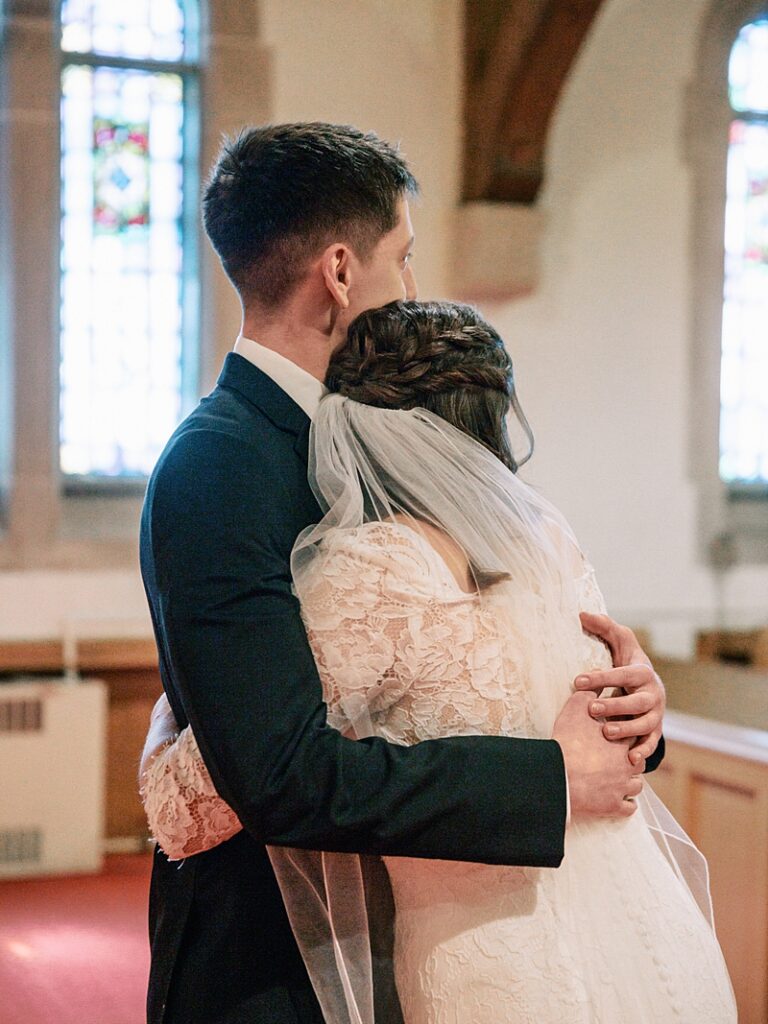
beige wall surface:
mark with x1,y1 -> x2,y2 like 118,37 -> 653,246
480,0 -> 768,655
262,0 -> 463,300
2,0 -> 767,657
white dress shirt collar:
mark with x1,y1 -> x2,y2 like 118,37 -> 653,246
234,335 -> 328,421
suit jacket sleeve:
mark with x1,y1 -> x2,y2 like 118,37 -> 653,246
645,735 -> 664,773
144,428 -> 569,868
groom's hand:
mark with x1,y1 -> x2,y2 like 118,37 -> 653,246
575,612 -> 666,767
552,691 -> 643,818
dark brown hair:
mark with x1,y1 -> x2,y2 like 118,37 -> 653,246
202,123 -> 419,309
327,300 -> 533,472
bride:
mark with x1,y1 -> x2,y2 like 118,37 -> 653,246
140,299 -> 736,1023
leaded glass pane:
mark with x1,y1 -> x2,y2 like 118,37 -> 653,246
60,64 -> 185,478
61,0 -> 185,62
719,115 -> 768,485
729,20 -> 768,114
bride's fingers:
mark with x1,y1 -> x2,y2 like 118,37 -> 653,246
575,663 -> 658,694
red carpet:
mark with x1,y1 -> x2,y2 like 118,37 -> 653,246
0,854 -> 152,1024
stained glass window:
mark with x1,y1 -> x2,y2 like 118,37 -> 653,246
59,1 -> 199,480
720,21 -> 768,486
61,0 -> 186,63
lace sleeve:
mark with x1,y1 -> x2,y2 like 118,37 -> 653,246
299,524 -> 437,731
574,559 -> 616,678
140,725 -> 242,861
576,560 -> 609,616
298,523 -> 510,743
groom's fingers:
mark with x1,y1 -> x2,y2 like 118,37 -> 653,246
600,711 -> 660,742
578,611 -> 617,636
578,611 -> 621,661
579,612 -> 653,670
588,689 -> 657,720
575,663 -> 658,694
579,612 -> 644,662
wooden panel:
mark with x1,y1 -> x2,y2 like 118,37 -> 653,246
756,628 -> 768,669
659,740 -> 768,1024
77,638 -> 159,671
463,0 -> 547,201
646,757 -> 685,822
655,656 -> 768,733
696,627 -> 767,667
101,668 -> 163,839
463,0 -> 605,203
0,637 -> 159,673
492,0 -> 604,202
691,772 -> 766,1023
0,639 -> 65,672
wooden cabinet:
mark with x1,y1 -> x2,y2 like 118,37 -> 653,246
650,713 -> 768,1024
102,665 -> 163,839
0,638 -> 162,842
696,627 -> 768,669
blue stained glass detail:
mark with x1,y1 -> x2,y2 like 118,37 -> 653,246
60,64 -> 186,478
93,119 -> 150,233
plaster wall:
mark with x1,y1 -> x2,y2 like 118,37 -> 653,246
484,0 -> 768,655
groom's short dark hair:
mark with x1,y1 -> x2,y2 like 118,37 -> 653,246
202,123 -> 419,309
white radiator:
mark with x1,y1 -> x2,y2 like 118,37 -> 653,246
0,677 -> 107,878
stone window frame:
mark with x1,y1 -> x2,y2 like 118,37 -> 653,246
0,0 -> 270,570
686,0 -> 768,567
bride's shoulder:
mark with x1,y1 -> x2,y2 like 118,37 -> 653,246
321,520 -> 432,566
318,520 -> 475,598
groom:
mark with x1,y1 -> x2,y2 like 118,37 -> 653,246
140,122 -> 666,1024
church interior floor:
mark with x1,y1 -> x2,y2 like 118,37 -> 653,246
0,853 -> 152,1024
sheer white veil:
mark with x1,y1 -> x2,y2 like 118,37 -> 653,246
267,393 -> 714,1024
291,394 -> 578,733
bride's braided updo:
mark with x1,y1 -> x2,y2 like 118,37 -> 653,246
326,300 -> 532,472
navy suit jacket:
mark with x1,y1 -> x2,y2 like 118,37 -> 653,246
140,353 -> 662,1023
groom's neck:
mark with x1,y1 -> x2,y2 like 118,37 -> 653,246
241,295 -> 337,384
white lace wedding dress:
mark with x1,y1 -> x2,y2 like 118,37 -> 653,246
143,522 -> 736,1024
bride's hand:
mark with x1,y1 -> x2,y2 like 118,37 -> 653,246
574,612 -> 666,768
139,693 -> 181,782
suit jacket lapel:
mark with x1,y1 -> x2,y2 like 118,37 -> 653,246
216,352 -> 312,462
292,420 -> 311,465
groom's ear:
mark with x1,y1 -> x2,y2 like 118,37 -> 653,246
320,242 -> 352,309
